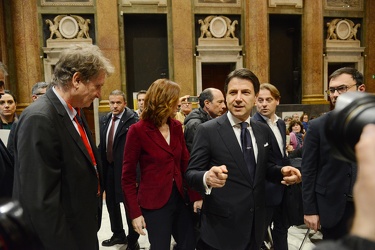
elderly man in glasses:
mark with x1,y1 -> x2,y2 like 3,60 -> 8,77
302,67 -> 365,240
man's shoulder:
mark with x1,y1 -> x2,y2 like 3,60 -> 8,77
251,112 -> 264,122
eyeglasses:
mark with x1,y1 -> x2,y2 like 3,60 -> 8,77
325,83 -> 357,95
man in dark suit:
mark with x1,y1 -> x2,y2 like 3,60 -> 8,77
185,68 -> 301,250
12,44 -> 114,250
302,67 -> 366,240
252,83 -> 291,250
99,90 -> 139,249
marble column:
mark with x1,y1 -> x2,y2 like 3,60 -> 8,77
11,0 -> 43,111
171,0 -> 195,95
301,0 -> 325,104
245,0 -> 269,83
365,0 -> 375,93
96,0 -> 121,111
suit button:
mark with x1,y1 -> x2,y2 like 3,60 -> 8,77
250,208 -> 254,212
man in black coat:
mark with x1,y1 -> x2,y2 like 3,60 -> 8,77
13,44 -> 113,250
184,87 -> 226,152
302,67 -> 366,240
185,68 -> 301,250
252,83 -> 291,250
99,90 -> 139,249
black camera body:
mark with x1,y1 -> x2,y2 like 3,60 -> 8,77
325,92 -> 375,163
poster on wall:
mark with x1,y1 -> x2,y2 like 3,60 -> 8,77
41,0 -> 93,6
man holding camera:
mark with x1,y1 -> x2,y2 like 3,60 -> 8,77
302,67 -> 365,240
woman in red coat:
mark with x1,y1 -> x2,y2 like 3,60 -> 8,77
122,78 -> 195,250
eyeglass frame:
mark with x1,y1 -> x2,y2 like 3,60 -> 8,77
325,83 -> 358,95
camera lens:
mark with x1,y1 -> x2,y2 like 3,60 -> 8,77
325,92 -> 375,162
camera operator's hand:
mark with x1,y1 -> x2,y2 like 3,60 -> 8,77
351,124 -> 375,242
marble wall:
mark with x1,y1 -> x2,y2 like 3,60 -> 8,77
0,0 -> 373,115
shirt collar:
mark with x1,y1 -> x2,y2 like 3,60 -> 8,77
259,113 -> 280,125
113,109 -> 125,120
227,111 -> 251,128
52,86 -> 76,121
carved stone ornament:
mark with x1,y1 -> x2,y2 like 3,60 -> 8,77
326,18 -> 361,41
45,15 -> 92,41
198,15 -> 238,39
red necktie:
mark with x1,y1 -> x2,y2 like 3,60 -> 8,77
74,108 -> 100,196
106,116 -> 118,163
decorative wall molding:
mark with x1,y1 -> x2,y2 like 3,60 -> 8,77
195,15 -> 242,94
41,0 -> 93,6
326,18 -> 361,41
323,40 -> 365,98
268,0 -> 303,8
121,0 -> 167,6
194,0 -> 240,7
324,0 -> 363,11
198,15 -> 238,39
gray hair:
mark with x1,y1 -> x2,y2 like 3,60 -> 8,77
109,89 -> 126,102
32,82 -> 49,95
52,44 -> 114,89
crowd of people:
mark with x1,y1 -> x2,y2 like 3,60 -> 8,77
0,44 -> 374,250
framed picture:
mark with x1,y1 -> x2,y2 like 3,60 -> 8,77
41,0 -> 93,6
324,0 -> 363,11
195,0 -> 241,7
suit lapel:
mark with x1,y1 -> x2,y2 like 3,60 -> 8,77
144,119 -> 174,155
217,116 -> 253,184
46,90 -> 96,170
251,120 -> 268,186
276,119 -> 287,149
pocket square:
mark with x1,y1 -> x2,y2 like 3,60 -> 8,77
264,142 -> 269,147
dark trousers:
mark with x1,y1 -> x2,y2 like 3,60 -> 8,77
142,184 -> 195,250
264,205 -> 289,250
105,165 -> 139,245
322,201 -> 355,240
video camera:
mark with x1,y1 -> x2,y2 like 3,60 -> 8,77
325,92 -> 375,163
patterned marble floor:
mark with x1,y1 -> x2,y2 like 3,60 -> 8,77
98,203 -> 322,250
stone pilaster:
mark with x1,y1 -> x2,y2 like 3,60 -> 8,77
365,0 -> 375,93
245,0 -> 269,82
96,0 -> 121,111
301,0 -> 325,104
11,0 -> 42,110
171,0 -> 195,95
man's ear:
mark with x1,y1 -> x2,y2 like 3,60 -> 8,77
72,72 -> 81,88
358,84 -> 366,92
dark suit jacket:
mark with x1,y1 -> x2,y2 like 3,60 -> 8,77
252,112 -> 290,206
0,138 -> 13,198
185,113 -> 283,250
99,108 -> 138,203
12,88 -> 102,250
122,118 -> 192,219
302,112 -> 356,228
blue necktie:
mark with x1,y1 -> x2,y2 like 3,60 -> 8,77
240,122 -> 256,180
